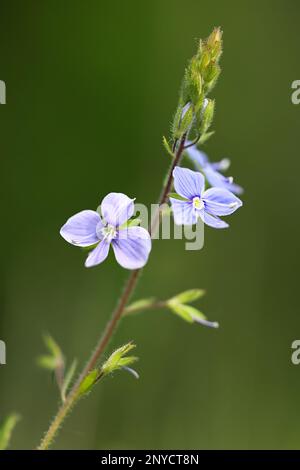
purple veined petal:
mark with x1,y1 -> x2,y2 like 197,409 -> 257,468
112,226 -> 151,270
202,187 -> 243,216
101,192 -> 135,227
84,239 -> 110,268
170,198 -> 198,225
173,166 -> 205,199
60,210 -> 101,246
204,166 -> 244,195
185,145 -> 209,168
199,211 -> 229,229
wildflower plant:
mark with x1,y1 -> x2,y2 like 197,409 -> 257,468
10,27 -> 244,450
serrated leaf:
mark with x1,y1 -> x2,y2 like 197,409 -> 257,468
0,414 -> 20,450
124,298 -> 155,315
170,289 -> 205,304
78,369 -> 100,397
162,136 -> 174,158
168,193 -> 190,202
61,359 -> 77,402
101,342 -> 137,376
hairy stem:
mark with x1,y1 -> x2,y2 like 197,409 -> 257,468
38,134 -> 186,450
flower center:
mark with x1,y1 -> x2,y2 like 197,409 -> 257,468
192,196 -> 204,210
99,224 -> 117,242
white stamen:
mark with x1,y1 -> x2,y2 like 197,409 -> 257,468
100,224 -> 117,242
192,196 -> 204,210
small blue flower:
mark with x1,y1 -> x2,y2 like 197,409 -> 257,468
170,167 -> 242,228
186,143 -> 243,195
60,193 -> 152,269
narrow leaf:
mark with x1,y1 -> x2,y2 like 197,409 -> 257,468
162,136 -> 174,158
167,303 -> 194,323
0,414 -> 20,450
170,289 -> 205,304
43,335 -> 62,360
101,342 -> 137,376
78,369 -> 100,397
36,355 -> 58,370
199,131 -> 215,145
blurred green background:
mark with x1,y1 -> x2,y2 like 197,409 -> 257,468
1,0 -> 300,450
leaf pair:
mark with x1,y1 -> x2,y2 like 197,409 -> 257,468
78,342 -> 139,398
125,289 -> 219,328
167,289 -> 219,328
37,335 -> 77,402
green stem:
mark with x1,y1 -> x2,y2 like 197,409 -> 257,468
37,134 -> 187,450
124,300 -> 167,316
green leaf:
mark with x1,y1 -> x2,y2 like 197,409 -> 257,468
78,369 -> 100,397
61,359 -> 78,402
124,298 -> 155,315
171,103 -> 183,138
162,136 -> 174,158
101,342 -> 138,377
178,304 -> 207,321
199,131 -> 215,145
36,355 -> 58,370
0,414 -> 20,450
37,334 -> 64,371
43,334 -> 62,360
167,302 -> 194,323
200,99 -> 215,134
177,104 -> 194,137
170,289 -> 205,304
168,193 -> 189,202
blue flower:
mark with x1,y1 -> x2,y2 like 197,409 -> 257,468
170,167 -> 242,228
186,143 -> 243,195
60,193 -> 152,269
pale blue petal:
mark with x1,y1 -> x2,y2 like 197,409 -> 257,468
204,166 -> 243,195
112,226 -> 151,270
199,211 -> 229,229
210,158 -> 231,172
173,166 -> 205,199
60,210 -> 101,246
85,239 -> 110,268
101,192 -> 134,227
185,144 -> 209,168
203,188 -> 242,216
170,198 -> 198,225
